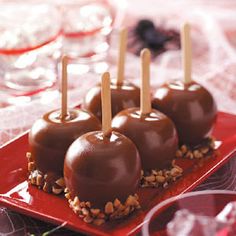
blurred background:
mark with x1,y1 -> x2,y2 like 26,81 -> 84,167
0,1 -> 236,235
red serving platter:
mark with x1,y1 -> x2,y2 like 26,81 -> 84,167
0,111 -> 236,236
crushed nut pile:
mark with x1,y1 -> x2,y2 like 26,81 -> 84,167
175,137 -> 216,160
27,152 -> 65,194
65,189 -> 141,225
140,160 -> 183,188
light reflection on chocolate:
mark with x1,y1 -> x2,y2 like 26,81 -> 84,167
83,80 -> 140,121
112,108 -> 178,171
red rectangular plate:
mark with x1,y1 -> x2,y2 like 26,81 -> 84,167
0,112 -> 236,236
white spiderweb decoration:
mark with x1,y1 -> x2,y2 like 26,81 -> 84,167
1,1 -> 236,235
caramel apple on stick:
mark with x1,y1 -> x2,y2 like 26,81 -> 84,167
83,28 -> 140,121
152,23 -> 217,145
28,56 -> 101,193
64,72 -> 141,223
112,49 -> 178,171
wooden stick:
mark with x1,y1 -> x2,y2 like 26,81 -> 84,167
117,28 -> 127,85
61,56 -> 68,120
101,72 -> 112,137
140,48 -> 152,115
181,23 -> 192,84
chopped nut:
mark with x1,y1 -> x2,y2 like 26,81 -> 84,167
114,198 -> 121,208
185,151 -> 194,159
164,170 -> 171,178
32,170 -> 37,178
55,178 -> 65,188
52,186 -> 63,195
141,161 -> 183,188
66,192 -> 140,225
175,150 -> 183,158
174,165 -> 183,172
28,162 -> 65,195
200,147 -> 209,154
83,215 -> 93,223
176,137 -> 216,160
210,140 -> 215,149
170,167 -> 182,177
156,175 -> 165,183
117,204 -> 125,212
151,169 -> 158,175
105,202 -> 114,214
36,174 -> 43,186
85,202 -> 91,208
43,182 -> 51,193
180,145 -> 188,154
81,208 -> 89,216
65,192 -> 71,199
91,208 -> 100,217
78,213 -> 84,218
193,150 -> 203,159
141,183 -> 149,188
73,205 -> 81,213
163,182 -> 169,188
30,175 -> 36,185
123,206 -> 130,216
26,152 -> 31,158
145,175 -> 156,182
73,196 -> 79,205
93,219 -> 105,226
28,162 -> 35,172
126,195 -> 139,206
26,152 -> 33,162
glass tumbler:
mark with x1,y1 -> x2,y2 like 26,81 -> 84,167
0,2 -> 62,106
58,0 -> 114,74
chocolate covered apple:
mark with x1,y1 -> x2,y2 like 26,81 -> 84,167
152,80 -> 217,146
64,72 -> 141,225
83,28 -> 140,120
27,57 -> 101,194
152,23 -> 217,146
112,49 -> 180,180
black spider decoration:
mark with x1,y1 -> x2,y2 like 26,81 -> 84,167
128,19 -> 180,58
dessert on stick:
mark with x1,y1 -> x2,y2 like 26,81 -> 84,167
64,72 -> 141,225
152,23 -> 217,146
27,56 -> 101,194
83,28 -> 140,120
112,49 -> 179,174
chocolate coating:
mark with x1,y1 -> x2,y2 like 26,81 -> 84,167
29,109 -> 101,176
112,108 -> 178,171
64,131 -> 141,208
152,80 -> 217,145
83,80 -> 140,121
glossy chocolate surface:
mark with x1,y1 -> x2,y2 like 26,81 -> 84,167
29,109 -> 101,176
83,80 -> 140,121
64,131 -> 141,208
112,108 -> 178,171
152,80 -> 217,145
